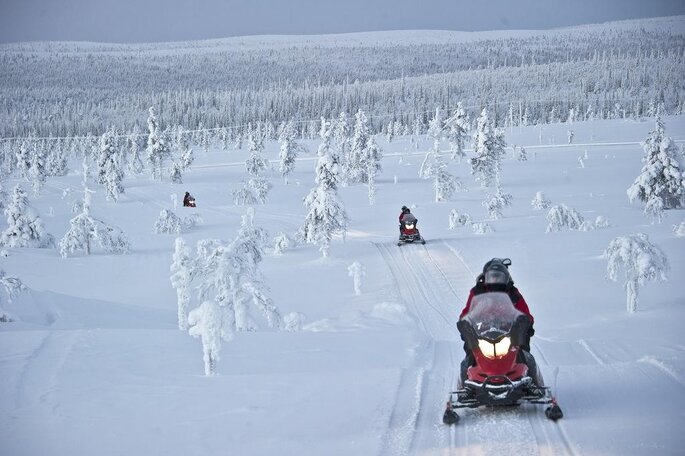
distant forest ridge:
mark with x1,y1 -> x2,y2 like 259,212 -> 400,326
1,15 -> 683,139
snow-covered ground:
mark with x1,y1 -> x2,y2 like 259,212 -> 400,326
1,116 -> 684,455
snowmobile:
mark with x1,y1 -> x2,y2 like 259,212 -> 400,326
442,292 -> 563,425
397,214 -> 425,246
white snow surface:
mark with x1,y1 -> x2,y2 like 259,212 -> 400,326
1,116 -> 685,455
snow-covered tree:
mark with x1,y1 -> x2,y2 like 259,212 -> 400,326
604,233 -> 669,313
0,185 -> 54,248
0,269 -> 27,322
245,124 -> 269,177
272,232 -> 291,255
98,127 -> 125,202
627,116 -> 684,211
347,109 -> 372,184
278,120 -> 303,184
298,133 -> 348,257
46,138 -> 68,177
15,140 -> 31,181
673,221 -> 685,237
185,208 -> 282,374
334,111 -> 352,186
531,191 -> 551,210
170,162 -> 183,184
472,222 -> 494,234
283,312 -> 306,332
545,204 -> 584,232
28,141 -> 47,196
448,210 -> 472,229
153,209 -> 183,234
146,107 -> 171,181
59,187 -> 130,257
126,130 -> 145,175
517,146 -> 528,162
445,102 -> 469,161
347,261 -> 366,295
427,107 -> 444,142
188,300 -> 225,375
366,136 -> 381,205
170,237 -> 194,330
483,178 -> 513,220
470,108 -> 506,187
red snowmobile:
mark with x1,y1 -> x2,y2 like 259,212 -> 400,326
397,214 -> 425,246
443,292 -> 563,424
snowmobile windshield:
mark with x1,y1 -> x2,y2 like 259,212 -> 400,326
402,214 -> 417,224
464,292 -> 523,340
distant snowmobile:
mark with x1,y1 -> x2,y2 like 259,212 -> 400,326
442,292 -> 563,425
397,214 -> 426,246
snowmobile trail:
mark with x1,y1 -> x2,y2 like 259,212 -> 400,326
376,241 -> 578,455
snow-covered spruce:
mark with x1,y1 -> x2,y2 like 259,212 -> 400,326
346,109 -> 381,185
245,123 -> 269,177
278,120 -> 305,184
0,269 -> 27,323
146,107 -> 171,181
470,108 -> 506,187
347,261 -> 366,295
627,116 -> 685,212
153,209 -> 202,235
483,176 -> 513,220
448,210 -> 472,229
545,204 -> 584,232
28,141 -> 47,196
531,191 -> 552,210
517,146 -> 528,162
0,185 -> 54,249
188,300 -> 225,376
59,188 -> 130,257
98,127 -> 125,202
420,140 -> 460,202
444,102 -> 469,161
604,233 -> 669,313
298,120 -> 348,257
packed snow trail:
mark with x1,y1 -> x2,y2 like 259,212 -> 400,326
375,241 -> 579,455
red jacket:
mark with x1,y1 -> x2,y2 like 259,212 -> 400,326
459,285 -> 533,323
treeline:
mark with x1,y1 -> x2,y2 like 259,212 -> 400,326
0,19 -> 684,138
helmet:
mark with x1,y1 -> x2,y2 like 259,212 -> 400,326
482,258 -> 512,285
401,205 -> 410,213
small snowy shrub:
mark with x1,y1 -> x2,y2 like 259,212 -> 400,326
153,209 -> 182,234
448,210 -> 472,229
232,185 -> 258,206
483,186 -> 513,220
673,222 -> 685,237
531,191 -> 551,210
347,261 -> 366,295
283,312 -> 306,332
472,222 -> 494,234
604,233 -> 669,313
546,204 -> 584,232
272,232 -> 291,255
517,146 -> 527,162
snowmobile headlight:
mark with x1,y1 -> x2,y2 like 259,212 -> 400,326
405,223 -> 414,229
478,337 -> 511,359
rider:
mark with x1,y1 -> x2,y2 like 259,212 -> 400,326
459,258 -> 535,377
399,205 -> 411,234
183,191 -> 195,207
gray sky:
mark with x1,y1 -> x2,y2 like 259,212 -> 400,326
1,0 -> 684,43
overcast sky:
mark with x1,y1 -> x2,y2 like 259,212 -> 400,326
1,0 -> 684,44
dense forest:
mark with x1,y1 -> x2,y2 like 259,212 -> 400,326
1,16 -> 683,139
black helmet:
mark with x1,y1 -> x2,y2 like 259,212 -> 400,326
482,258 -> 512,285
401,205 -> 410,213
